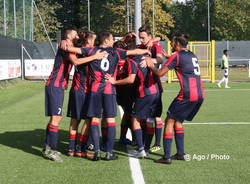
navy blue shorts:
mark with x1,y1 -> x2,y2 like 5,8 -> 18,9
132,93 -> 162,120
167,97 -> 203,123
45,86 -> 64,116
86,93 -> 117,118
116,87 -> 135,114
67,88 -> 87,120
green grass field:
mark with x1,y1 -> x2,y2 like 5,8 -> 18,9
0,79 -> 250,184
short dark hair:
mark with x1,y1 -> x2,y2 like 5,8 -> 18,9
139,25 -> 152,36
78,30 -> 95,46
113,41 -> 126,49
96,31 -> 112,46
173,33 -> 190,47
64,27 -> 78,38
223,49 -> 228,54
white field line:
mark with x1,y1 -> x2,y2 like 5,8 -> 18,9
183,122 -> 250,125
164,89 -> 250,93
118,106 -> 145,184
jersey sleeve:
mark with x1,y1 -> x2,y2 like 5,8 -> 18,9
164,52 -> 178,70
116,48 -> 127,60
80,47 -> 92,57
153,42 -> 162,55
127,59 -> 138,75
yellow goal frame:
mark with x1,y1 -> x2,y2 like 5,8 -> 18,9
167,40 -> 215,83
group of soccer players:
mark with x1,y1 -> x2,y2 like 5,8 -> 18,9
42,25 -> 204,164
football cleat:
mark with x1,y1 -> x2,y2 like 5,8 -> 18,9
42,144 -> 51,158
171,153 -> 186,161
104,152 -> 118,161
154,157 -> 172,164
136,150 -> 147,159
150,145 -> 161,153
92,150 -> 101,161
67,150 -> 75,157
47,150 -> 63,162
225,86 -> 231,88
217,83 -> 221,88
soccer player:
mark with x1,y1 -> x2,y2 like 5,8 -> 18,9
145,33 -> 205,164
65,31 -> 150,161
217,49 -> 230,88
113,33 -> 163,158
106,40 -> 137,145
138,25 -> 164,153
43,28 -> 106,162
66,30 -> 103,158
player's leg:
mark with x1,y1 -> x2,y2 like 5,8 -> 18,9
218,69 -> 226,87
68,118 -> 80,156
154,116 -> 175,164
44,86 -> 64,162
144,119 -> 154,156
172,121 -> 185,160
76,118 -> 93,158
90,117 -> 101,161
132,117 -> 146,158
224,69 -> 230,88
86,92 -> 102,160
150,117 -> 162,153
101,117 -> 108,151
119,113 -> 132,145
103,94 -> 118,160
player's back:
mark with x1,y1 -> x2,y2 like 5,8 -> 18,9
46,48 -> 72,90
129,55 -> 162,98
81,46 -> 126,94
177,50 -> 204,101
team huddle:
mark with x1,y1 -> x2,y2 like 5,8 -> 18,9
42,25 -> 204,164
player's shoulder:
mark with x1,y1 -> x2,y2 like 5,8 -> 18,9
152,42 -> 161,47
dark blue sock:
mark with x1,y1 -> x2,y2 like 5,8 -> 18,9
120,125 -> 128,140
87,135 -> 93,146
175,127 -> 184,155
48,124 -> 59,150
155,120 -> 162,146
45,123 -> 50,145
69,133 -> 77,151
90,122 -> 100,151
163,132 -> 173,159
106,122 -> 116,154
101,127 -> 108,145
144,127 -> 154,151
134,129 -> 144,151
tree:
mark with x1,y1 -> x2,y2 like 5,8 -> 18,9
169,0 -> 250,41
33,0 -> 62,42
212,0 -> 250,40
142,0 -> 174,40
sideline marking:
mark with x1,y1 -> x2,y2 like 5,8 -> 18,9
183,122 -> 250,125
118,106 -> 145,184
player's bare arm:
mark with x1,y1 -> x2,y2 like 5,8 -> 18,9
145,57 -> 169,77
105,73 -> 136,85
127,49 -> 151,56
162,49 -> 171,59
146,37 -> 161,48
69,50 -> 107,66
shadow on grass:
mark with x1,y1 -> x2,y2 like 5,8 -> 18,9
0,129 -> 69,157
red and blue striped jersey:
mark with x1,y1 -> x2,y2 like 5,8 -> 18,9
80,46 -> 127,94
138,42 -> 162,58
164,50 -> 205,101
70,53 -> 89,92
116,57 -> 137,92
117,57 -> 137,80
129,55 -> 162,98
46,48 -> 73,90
